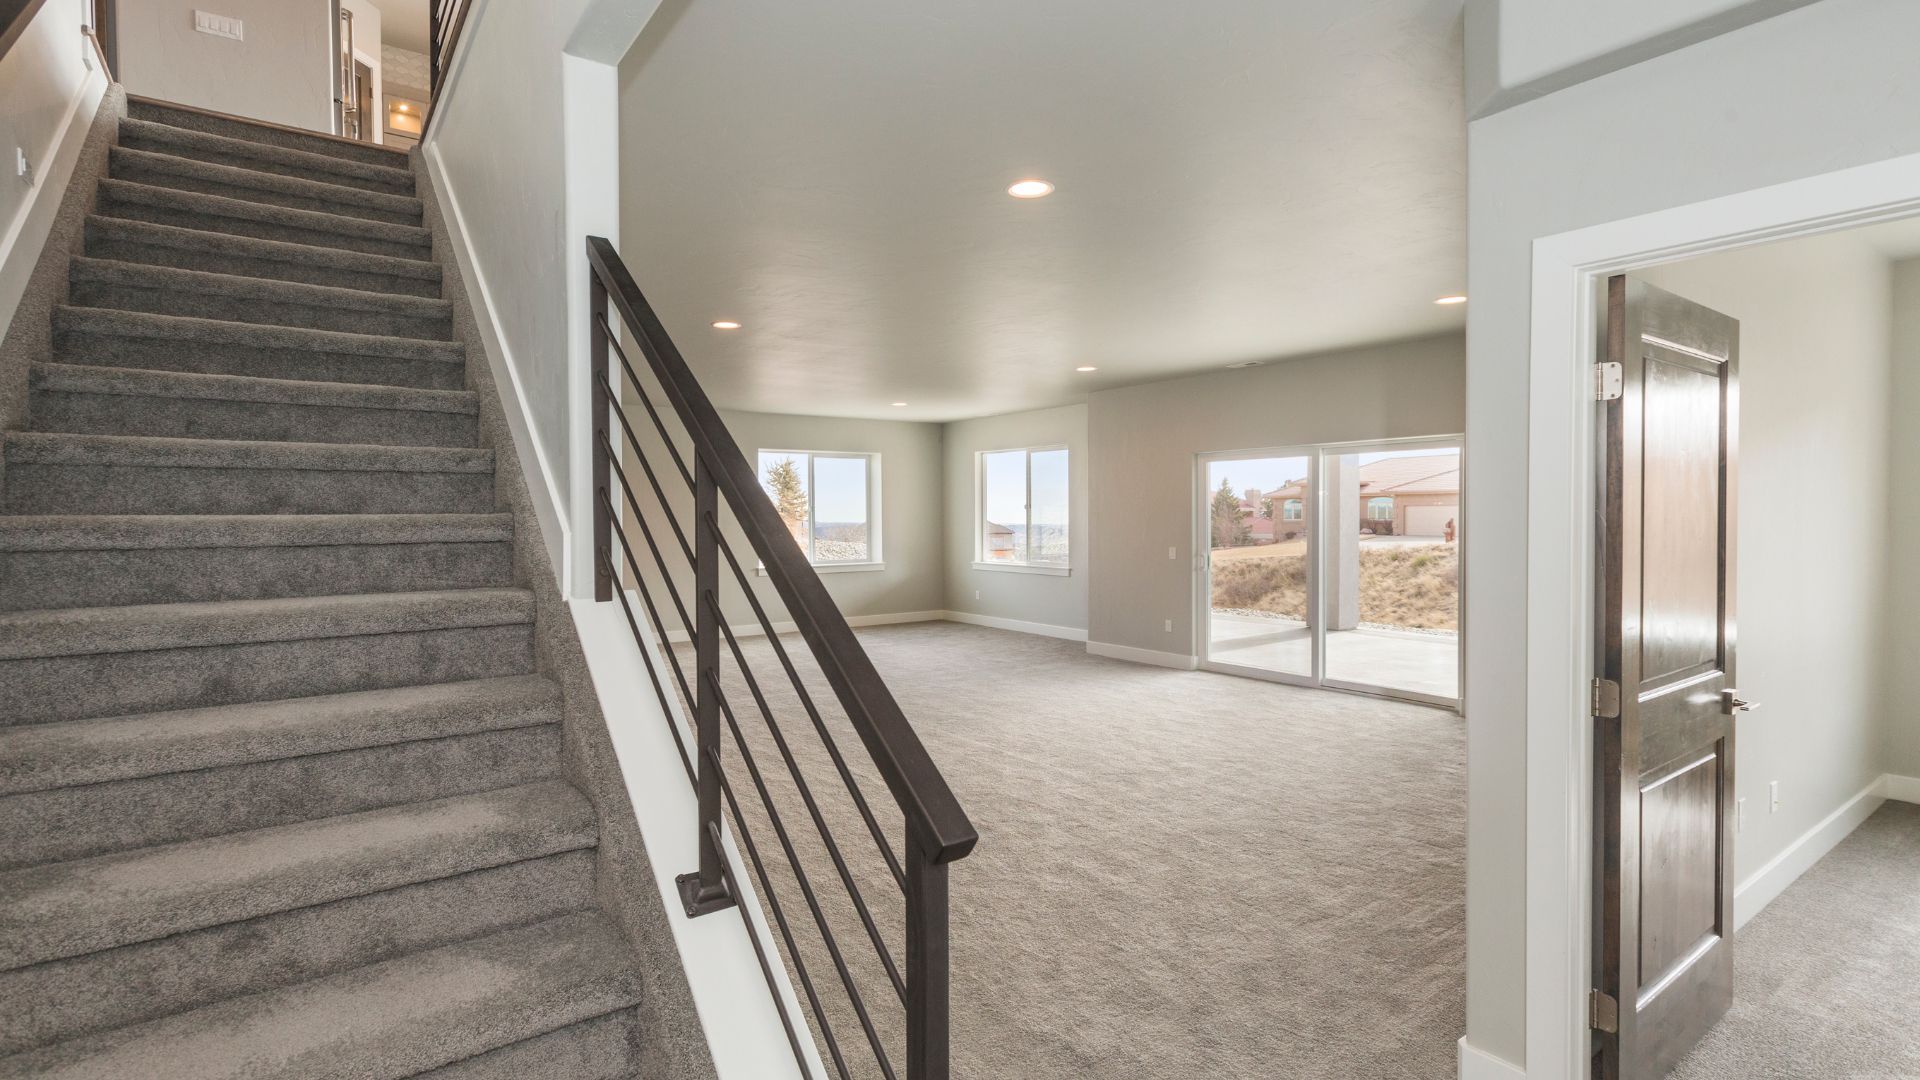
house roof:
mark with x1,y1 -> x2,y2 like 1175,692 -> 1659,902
1258,450 -> 1459,501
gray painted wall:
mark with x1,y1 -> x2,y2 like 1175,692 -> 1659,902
1085,334 -> 1465,656
1639,234 -> 1894,897
1892,259 -> 1920,780
718,410 -> 946,624
942,405 -> 1090,634
1465,0 -> 1920,1063
117,0 -> 334,132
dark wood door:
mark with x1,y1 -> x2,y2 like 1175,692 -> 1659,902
1593,276 -> 1741,1079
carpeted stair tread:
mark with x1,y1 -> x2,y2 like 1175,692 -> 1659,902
0,588 -> 532,661
84,216 -> 442,295
0,675 -> 562,795
127,95 -> 413,169
409,1009 -> 643,1080
0,511 -> 511,551
53,305 -> 462,363
109,146 -> 425,226
0,781 -> 598,971
69,258 -> 453,325
96,179 -> 432,258
0,912 -> 640,1080
30,363 -> 474,415
117,117 -> 416,196
2,430 -> 491,476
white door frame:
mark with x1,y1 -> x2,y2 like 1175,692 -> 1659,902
1521,149 -> 1920,1079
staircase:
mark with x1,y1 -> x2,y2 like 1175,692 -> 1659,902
0,100 -> 648,1078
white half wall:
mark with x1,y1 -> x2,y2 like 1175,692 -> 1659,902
115,0 -> 334,131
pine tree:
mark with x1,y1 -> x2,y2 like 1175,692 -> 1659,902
1211,477 -> 1251,548
764,457 -> 809,545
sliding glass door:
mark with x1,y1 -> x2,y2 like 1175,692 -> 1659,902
1197,439 -> 1462,708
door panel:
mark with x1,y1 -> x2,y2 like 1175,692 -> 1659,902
1594,276 -> 1740,1080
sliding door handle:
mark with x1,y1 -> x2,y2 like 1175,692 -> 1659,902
1722,689 -> 1759,714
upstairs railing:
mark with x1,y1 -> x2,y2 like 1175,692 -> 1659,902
586,236 -> 977,1080
423,0 -> 471,130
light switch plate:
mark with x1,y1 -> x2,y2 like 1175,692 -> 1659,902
193,11 -> 244,40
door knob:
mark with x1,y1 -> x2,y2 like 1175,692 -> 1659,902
1722,689 -> 1759,714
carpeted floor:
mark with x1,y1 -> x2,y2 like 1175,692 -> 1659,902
1670,801 -> 1920,1080
693,621 -> 1465,1080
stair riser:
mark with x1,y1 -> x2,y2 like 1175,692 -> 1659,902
0,727 -> 561,869
85,230 -> 443,297
0,624 -> 534,725
416,1011 -> 641,1080
98,193 -> 431,261
0,850 -> 595,1056
69,279 -> 452,340
0,540 -> 512,611
127,99 -> 412,169
51,332 -> 464,390
110,155 -> 424,228
28,390 -> 478,447
118,130 -> 417,197
2,462 -> 495,516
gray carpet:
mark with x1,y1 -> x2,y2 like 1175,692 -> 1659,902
694,621 -> 1465,1079
1670,801 -> 1920,1080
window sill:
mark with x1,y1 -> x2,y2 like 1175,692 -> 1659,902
757,562 -> 887,576
971,561 -> 1071,577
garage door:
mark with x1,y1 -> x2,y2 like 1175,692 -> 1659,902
1405,505 -> 1457,537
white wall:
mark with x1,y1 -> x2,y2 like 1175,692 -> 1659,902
116,0 -> 333,131
720,410 -> 946,623
1892,259 -> 1920,781
1638,235 -> 1893,905
0,0 -> 105,354
943,405 -> 1089,637
1464,0 -> 1920,1068
1086,334 -> 1464,657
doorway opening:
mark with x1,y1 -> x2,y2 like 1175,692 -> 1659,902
1198,437 -> 1463,708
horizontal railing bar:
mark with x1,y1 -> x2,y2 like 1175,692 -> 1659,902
714,533 -> 907,891
599,315 -> 696,490
709,818 -> 819,1078
708,674 -> 901,1080
603,395 -> 694,564
707,746 -> 859,1080
708,591 -> 908,1002
598,548 -> 695,785
589,235 -> 976,865
604,468 -> 697,650
602,490 -> 698,717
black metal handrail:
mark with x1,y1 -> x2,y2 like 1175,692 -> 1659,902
587,235 -> 975,1080
422,0 -> 471,136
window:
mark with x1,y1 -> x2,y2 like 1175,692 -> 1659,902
1367,496 -> 1394,521
757,451 -> 880,568
1282,498 -> 1303,521
978,447 -> 1070,573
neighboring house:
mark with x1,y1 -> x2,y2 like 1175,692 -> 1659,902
1254,451 -> 1459,542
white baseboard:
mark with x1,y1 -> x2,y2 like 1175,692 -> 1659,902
1084,640 -> 1199,670
662,608 -> 945,644
1733,776 -> 1887,929
420,143 -> 572,589
942,610 -> 1088,642
1458,1037 -> 1526,1080
0,59 -> 107,346
1881,773 -> 1920,805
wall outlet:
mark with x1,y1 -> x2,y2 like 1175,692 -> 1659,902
14,147 -> 31,185
973,590 -> 980,601
1769,780 -> 1781,813
1736,796 -> 1746,834
193,10 -> 245,40
1164,619 -> 1173,633
1168,546 -> 1177,560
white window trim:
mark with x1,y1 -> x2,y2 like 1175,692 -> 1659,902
756,449 -> 883,568
1367,496 -> 1395,521
1282,499 -> 1303,522
975,444 -> 1071,573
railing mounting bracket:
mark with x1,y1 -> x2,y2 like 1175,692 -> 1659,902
676,872 -> 739,918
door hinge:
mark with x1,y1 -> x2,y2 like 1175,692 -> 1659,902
1589,989 -> 1620,1034
1591,677 -> 1621,719
1595,361 -> 1623,401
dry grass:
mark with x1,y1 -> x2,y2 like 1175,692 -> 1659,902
1209,542 -> 1459,631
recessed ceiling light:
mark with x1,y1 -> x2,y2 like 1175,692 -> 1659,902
711,320 -> 742,330
1433,295 -> 1467,306
1075,365 -> 1098,372
1007,179 -> 1055,199
891,401 -> 908,408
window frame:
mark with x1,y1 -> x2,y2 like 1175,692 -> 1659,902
973,444 -> 1071,576
1367,496 -> 1395,521
1282,498 -> 1303,522
755,448 -> 885,573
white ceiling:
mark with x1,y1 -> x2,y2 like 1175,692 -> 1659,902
367,0 -> 429,54
620,0 -> 1469,421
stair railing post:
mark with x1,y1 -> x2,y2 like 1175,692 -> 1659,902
590,271 -> 612,604
677,452 -> 736,917
905,846 -> 951,1080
